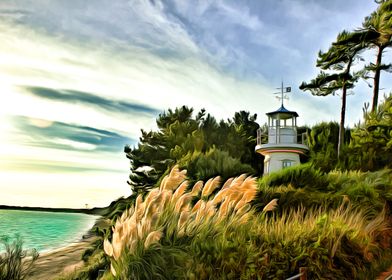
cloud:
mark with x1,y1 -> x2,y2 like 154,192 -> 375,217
0,8 -> 29,20
0,0 -> 199,58
22,86 -> 160,116
11,116 -> 135,153
167,0 -> 265,77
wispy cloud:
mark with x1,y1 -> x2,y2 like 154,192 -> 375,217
22,86 -> 159,116
11,116 -> 135,153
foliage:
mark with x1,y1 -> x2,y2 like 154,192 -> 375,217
177,148 -> 254,183
96,166 -> 392,280
99,195 -> 138,221
103,165 -> 258,279
300,30 -> 362,157
124,106 -> 260,194
305,122 -> 354,171
347,94 -> 392,170
356,0 -> 392,111
0,235 -> 39,280
300,0 -> 392,161
258,165 -> 392,218
304,94 -> 392,172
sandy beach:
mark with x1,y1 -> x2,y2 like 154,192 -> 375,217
26,236 -> 98,280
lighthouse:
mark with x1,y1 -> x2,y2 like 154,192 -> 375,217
255,83 -> 309,175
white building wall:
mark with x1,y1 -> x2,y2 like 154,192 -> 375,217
264,152 -> 300,175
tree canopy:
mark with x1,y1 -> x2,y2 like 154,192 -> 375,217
300,30 -> 361,157
124,106 -> 262,194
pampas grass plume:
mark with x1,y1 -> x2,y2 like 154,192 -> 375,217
159,175 -> 168,191
177,211 -> 190,235
234,200 -> 246,211
175,193 -> 193,212
160,190 -> 172,209
228,191 -> 243,204
135,194 -> 145,221
128,239 -> 138,254
202,176 -> 221,197
163,165 -> 187,191
263,198 -> 278,212
110,263 -> 117,276
231,174 -> 247,188
239,176 -> 256,191
218,199 -> 230,219
112,230 -> 124,260
172,181 -> 189,203
221,178 -> 234,190
145,188 -> 160,207
144,231 -> 162,249
149,212 -> 160,229
212,188 -> 230,205
191,200 -> 202,214
242,189 -> 257,203
103,238 -> 113,257
190,181 -> 204,196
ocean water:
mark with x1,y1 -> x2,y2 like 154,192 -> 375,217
0,209 -> 97,252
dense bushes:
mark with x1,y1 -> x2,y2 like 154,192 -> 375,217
260,163 -> 328,190
307,94 -> 392,172
347,94 -> 392,171
258,165 -> 392,218
178,148 -> 254,183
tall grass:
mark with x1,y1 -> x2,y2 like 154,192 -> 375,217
99,165 -> 391,279
0,235 -> 39,280
257,165 -> 392,217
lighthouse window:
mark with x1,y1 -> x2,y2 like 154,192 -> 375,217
282,160 -> 293,169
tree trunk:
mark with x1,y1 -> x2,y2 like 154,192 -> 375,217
372,46 -> 383,112
338,83 -> 347,159
338,59 -> 352,159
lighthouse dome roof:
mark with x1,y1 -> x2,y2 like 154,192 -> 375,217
266,105 -> 298,119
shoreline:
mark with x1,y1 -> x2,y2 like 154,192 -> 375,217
38,234 -> 97,257
27,235 -> 99,280
26,217 -> 109,279
38,216 -> 99,255
0,204 -> 105,215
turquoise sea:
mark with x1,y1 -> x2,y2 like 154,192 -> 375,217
0,209 -> 97,252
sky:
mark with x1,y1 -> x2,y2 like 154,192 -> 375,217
0,0 -> 391,208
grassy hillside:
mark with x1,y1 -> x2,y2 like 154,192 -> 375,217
58,165 -> 392,280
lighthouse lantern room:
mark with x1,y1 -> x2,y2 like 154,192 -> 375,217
255,83 -> 309,175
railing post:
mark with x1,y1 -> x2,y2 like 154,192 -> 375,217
299,267 -> 308,280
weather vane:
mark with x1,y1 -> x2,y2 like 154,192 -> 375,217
273,81 -> 291,107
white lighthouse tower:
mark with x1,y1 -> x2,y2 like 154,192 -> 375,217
255,83 -> 309,175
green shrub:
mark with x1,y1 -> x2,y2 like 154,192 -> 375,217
178,148 -> 255,182
260,164 -> 328,191
258,166 -> 392,217
347,94 -> 392,171
0,235 -> 39,280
